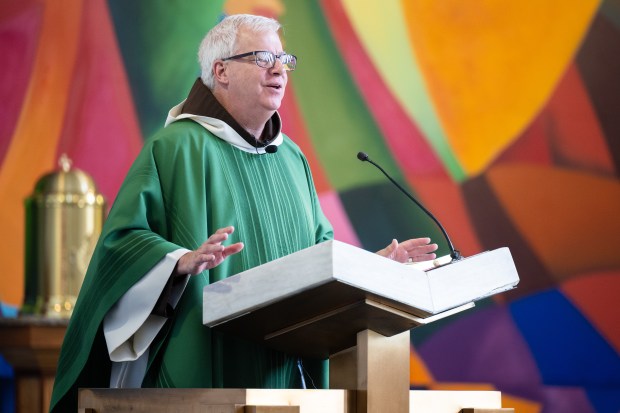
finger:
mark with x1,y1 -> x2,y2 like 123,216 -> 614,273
409,252 -> 437,263
214,226 -> 235,235
199,234 -> 232,251
408,248 -> 438,260
399,237 -> 432,249
409,243 -> 438,254
388,239 -> 398,254
197,253 -> 216,263
222,242 -> 244,258
205,231 -> 229,244
182,252 -> 216,275
200,243 -> 226,254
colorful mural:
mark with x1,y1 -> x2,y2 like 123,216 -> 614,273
1,0 -> 619,412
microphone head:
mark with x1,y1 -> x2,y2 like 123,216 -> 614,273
265,145 -> 278,154
357,151 -> 369,161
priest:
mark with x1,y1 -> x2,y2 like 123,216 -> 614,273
49,13 -> 438,413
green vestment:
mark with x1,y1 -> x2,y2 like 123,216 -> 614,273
49,119 -> 333,412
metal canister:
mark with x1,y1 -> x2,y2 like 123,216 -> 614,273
22,154 -> 106,318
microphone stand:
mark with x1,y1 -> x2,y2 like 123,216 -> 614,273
357,152 -> 462,261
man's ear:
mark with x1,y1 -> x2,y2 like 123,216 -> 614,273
213,61 -> 229,85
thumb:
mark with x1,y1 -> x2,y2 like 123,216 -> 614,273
386,239 -> 398,258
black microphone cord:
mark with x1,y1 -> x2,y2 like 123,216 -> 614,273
357,151 -> 461,261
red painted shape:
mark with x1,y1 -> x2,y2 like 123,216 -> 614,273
562,271 -> 620,354
55,0 -> 143,203
0,0 -> 44,164
547,63 -> 615,175
320,0 -> 445,178
494,63 -> 613,176
320,0 -> 482,253
495,110 -> 554,166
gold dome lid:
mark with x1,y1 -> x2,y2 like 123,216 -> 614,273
30,154 -> 105,207
34,154 -> 100,196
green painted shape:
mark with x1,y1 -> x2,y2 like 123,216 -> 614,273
107,0 -> 225,139
281,0 -> 403,191
281,1 -> 444,244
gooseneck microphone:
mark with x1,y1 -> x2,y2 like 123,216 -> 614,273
357,151 -> 461,261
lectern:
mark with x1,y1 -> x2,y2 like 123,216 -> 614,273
202,240 -> 519,413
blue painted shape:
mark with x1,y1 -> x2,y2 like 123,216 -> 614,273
0,355 -> 14,413
586,387 -> 620,413
510,289 -> 620,386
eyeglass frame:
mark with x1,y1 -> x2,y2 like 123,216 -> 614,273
221,50 -> 297,71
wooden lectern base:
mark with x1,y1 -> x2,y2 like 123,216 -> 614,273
77,330 -> 512,413
78,388 -> 512,413
78,388 -> 354,413
330,330 -> 409,413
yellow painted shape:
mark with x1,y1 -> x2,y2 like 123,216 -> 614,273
0,0 -> 83,306
340,0 -> 446,144
402,0 -> 600,176
486,164 -> 620,279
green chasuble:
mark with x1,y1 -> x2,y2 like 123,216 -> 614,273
49,119 -> 333,412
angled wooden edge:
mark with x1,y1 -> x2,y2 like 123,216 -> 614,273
245,407 -> 300,413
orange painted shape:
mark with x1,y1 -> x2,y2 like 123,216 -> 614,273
410,345 -> 434,387
547,64 -> 615,175
402,0 -> 600,176
486,164 -> 620,279
501,393 -> 542,413
562,271 -> 620,354
430,382 -> 496,391
223,0 -> 285,17
0,0 -> 83,306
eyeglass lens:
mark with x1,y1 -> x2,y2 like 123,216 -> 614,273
255,51 -> 296,71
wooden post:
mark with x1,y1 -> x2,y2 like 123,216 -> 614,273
330,330 -> 410,413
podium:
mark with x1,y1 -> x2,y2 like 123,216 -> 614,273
78,240 -> 518,413
201,240 -> 519,413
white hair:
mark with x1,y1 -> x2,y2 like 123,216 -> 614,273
198,14 -> 282,89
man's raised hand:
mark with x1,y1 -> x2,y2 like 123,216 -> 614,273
173,226 -> 244,276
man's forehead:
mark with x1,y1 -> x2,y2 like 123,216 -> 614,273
236,28 -> 282,47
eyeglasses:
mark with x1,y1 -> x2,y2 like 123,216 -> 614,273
222,50 -> 297,71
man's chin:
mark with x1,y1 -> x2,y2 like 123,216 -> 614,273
262,99 -> 283,112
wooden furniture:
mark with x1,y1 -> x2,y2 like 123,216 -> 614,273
78,388 -> 353,413
78,241 -> 518,412
0,316 -> 68,413
78,388 -> 513,412
201,241 -> 518,413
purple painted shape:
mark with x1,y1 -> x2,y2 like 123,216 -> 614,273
418,304 -> 542,399
541,385 -> 595,413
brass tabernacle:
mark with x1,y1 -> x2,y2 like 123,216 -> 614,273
22,154 -> 106,318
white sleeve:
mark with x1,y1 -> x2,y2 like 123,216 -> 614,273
103,248 -> 190,362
